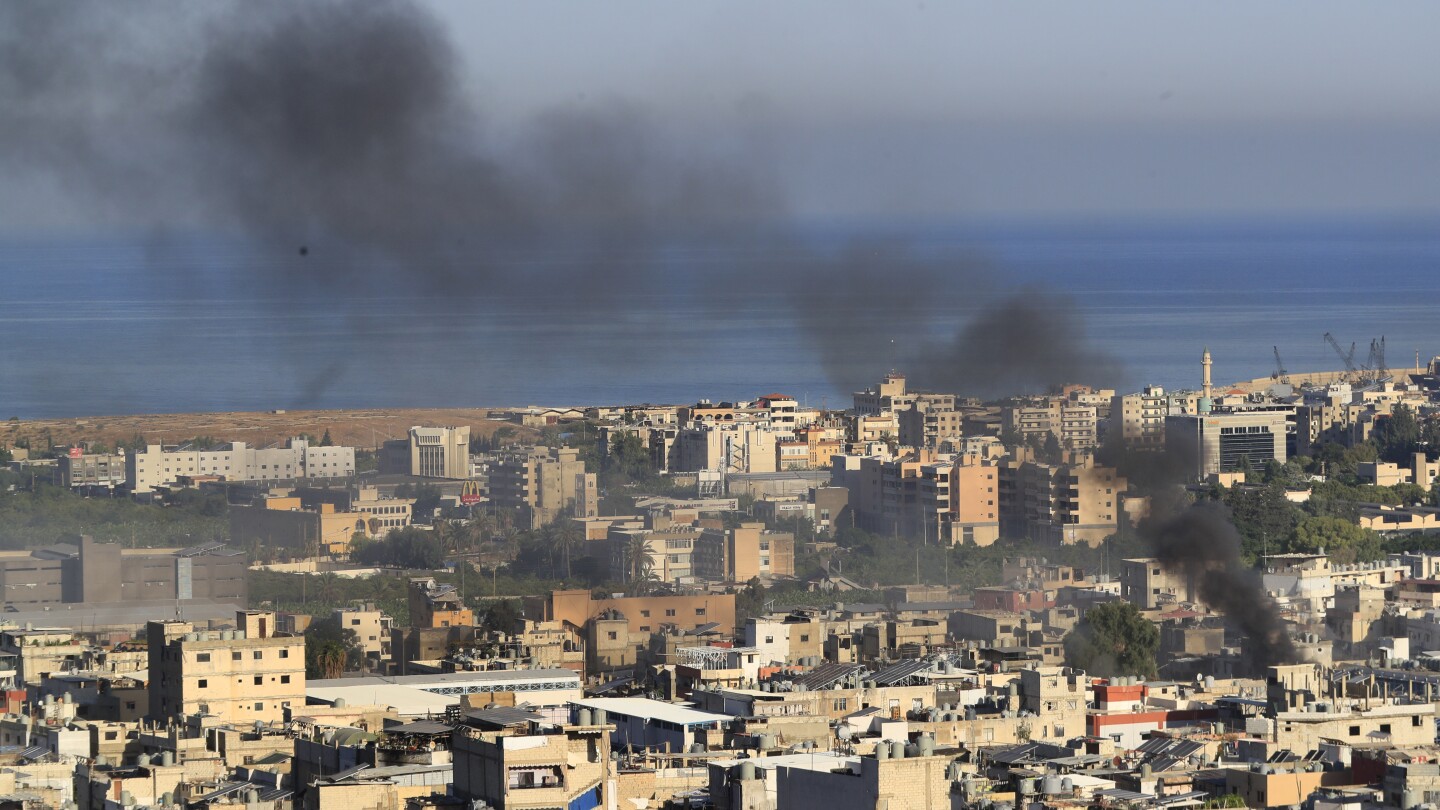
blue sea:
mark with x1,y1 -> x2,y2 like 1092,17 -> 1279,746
2,220 -> 1438,419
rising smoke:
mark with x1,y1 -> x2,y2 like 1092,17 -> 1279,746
4,0 -> 1294,668
1101,430 -> 1301,675
1,0 -> 1118,402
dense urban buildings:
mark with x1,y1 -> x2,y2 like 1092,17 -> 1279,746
2,348 -> 1440,809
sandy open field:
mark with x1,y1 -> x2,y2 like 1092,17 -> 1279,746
3,407 -> 534,452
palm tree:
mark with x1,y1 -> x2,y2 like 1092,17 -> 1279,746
624,535 -> 657,596
313,572 -> 342,605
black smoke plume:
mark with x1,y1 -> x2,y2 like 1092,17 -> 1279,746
1100,430 -> 1301,675
1,0 -> 1121,405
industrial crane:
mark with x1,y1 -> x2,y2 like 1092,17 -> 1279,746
1323,332 -> 1360,383
1271,346 -> 1290,385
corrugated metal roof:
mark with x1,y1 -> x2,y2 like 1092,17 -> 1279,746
870,658 -> 931,686
465,706 -> 543,729
792,663 -> 865,691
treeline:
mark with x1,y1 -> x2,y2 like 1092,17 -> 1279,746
0,469 -> 227,550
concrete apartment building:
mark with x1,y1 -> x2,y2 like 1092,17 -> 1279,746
832,450 -> 956,543
536,589 -> 738,637
852,373 -> 921,416
487,446 -> 598,529
607,524 -> 702,585
693,524 -> 795,583
452,719 -> 612,810
229,485 -> 415,555
126,437 -> 354,494
55,451 -> 127,490
1166,406 -> 1292,479
999,457 -> 1127,546
147,610 -> 304,724
672,423 -> 779,475
333,604 -> 394,661
1121,557 -> 1196,609
898,399 -> 965,449
380,425 -> 471,479
1110,385 -> 1171,449
951,454 -> 1000,546
0,535 -> 246,610
1002,398 -> 1100,449
409,578 -> 475,629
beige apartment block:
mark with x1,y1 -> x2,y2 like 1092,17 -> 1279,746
380,425 -> 471,479
951,454 -> 1000,546
693,524 -> 795,583
488,445 -> 598,529
453,720 -> 612,810
1110,385 -> 1170,449
332,605 -> 393,660
147,611 -> 304,725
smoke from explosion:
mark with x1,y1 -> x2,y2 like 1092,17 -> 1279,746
1100,433 -> 1301,675
4,1 -> 1296,670
0,0 -> 1119,402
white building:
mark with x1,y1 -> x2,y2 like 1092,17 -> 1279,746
127,438 -> 354,494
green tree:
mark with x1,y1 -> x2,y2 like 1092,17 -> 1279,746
304,616 -> 358,679
1373,405 -> 1422,463
1289,516 -> 1383,564
1063,601 -> 1159,678
319,428 -> 334,447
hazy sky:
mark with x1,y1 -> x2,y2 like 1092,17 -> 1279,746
426,0 -> 1440,221
4,1 -> 1440,230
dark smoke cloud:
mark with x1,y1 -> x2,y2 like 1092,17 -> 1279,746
908,289 -> 1125,398
1147,501 -> 1299,675
1101,431 -> 1301,675
2,0 -> 1125,406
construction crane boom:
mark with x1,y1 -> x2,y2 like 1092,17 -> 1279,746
1324,332 -> 1360,381
1272,346 -> 1289,384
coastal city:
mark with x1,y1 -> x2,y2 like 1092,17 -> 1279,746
2,349 -> 1440,809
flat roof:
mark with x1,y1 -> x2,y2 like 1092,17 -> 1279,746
572,697 -> 730,727
306,683 -> 459,717
309,669 -> 580,689
708,752 -> 859,773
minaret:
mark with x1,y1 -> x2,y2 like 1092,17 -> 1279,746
1202,347 -> 1213,400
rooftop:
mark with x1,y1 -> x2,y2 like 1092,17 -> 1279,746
571,697 -> 730,727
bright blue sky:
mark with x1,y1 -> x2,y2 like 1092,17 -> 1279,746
427,1 -> 1440,221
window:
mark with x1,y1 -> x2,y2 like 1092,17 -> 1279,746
608,632 -> 617,640
665,609 -> 676,617
695,608 -> 706,615
800,634 -> 810,643
196,653 -> 211,663
351,619 -> 361,625
1380,723 -> 1392,734
281,675 -> 291,684
640,610 -> 650,618
639,626 -> 650,632
279,649 -> 289,659
255,702 -> 264,711
198,679 -> 208,688
233,652 -> 242,661
253,650 -> 263,660
1349,725 -> 1361,736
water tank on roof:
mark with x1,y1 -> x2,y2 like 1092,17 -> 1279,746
161,751 -> 174,767
1042,775 -> 1062,795
594,709 -> 607,725
876,741 -> 889,760
578,708 -> 593,726
738,761 -> 757,781
918,735 -> 936,757
891,740 -> 907,759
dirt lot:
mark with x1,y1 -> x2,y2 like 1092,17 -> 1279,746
3,407 -> 534,452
